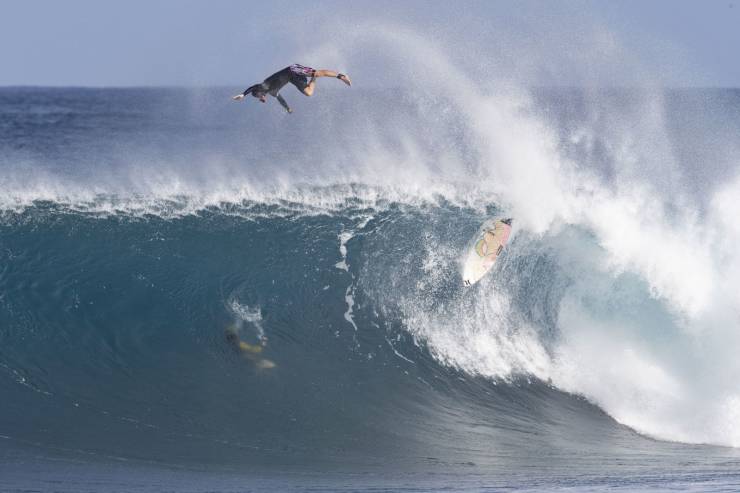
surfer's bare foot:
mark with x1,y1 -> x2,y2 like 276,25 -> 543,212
232,94 -> 245,101
338,74 -> 351,86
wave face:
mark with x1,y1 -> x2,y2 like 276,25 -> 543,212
3,71 -> 740,479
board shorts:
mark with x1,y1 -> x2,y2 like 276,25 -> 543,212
288,64 -> 316,91
289,64 -> 316,77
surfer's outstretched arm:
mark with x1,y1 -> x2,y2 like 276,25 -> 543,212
231,82 -> 267,103
233,85 -> 253,100
276,94 -> 292,113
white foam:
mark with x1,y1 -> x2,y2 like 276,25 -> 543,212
301,26 -> 740,448
335,230 -> 353,271
227,299 -> 265,340
406,291 -> 552,380
343,285 -> 359,332
336,216 -> 375,331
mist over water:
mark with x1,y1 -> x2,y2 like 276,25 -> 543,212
3,22 -> 740,490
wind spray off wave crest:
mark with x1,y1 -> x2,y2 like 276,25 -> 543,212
301,25 -> 740,447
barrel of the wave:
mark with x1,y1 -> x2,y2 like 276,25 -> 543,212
462,218 -> 513,286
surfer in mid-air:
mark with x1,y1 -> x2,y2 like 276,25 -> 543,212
232,64 -> 351,113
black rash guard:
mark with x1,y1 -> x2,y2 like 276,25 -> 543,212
240,64 -> 316,113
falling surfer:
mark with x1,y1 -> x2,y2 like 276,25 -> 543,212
225,325 -> 276,369
232,63 -> 351,113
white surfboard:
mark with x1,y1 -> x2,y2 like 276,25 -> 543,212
462,218 -> 513,286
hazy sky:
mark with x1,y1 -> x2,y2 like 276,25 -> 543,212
3,0 -> 739,87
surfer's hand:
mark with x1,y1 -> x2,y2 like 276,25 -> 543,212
287,108 -> 293,114
232,94 -> 245,101
338,74 -> 351,87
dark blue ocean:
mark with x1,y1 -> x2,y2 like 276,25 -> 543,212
2,85 -> 740,492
